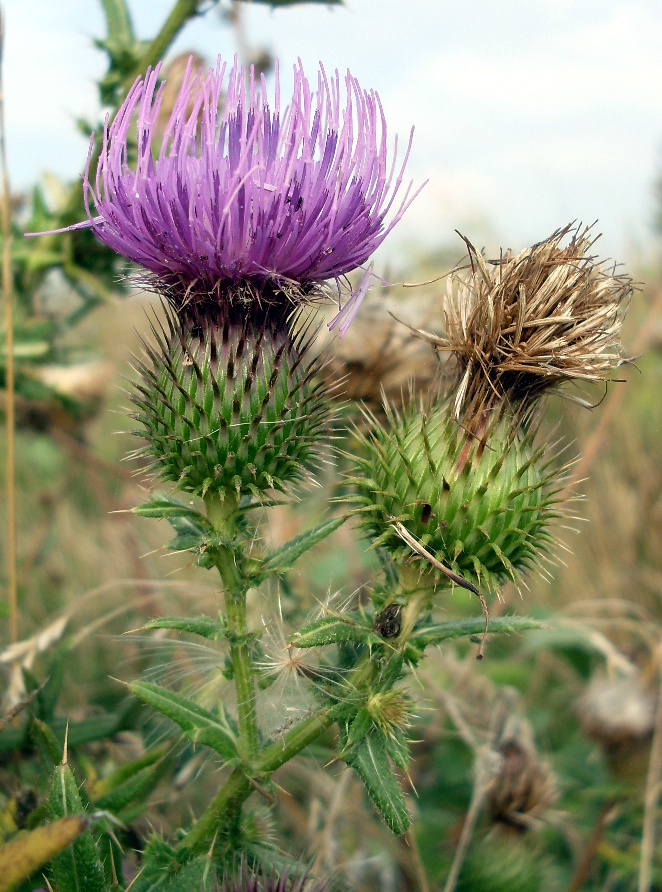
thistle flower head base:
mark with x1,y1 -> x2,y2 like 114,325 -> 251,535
130,303 -> 332,500
347,400 -> 562,595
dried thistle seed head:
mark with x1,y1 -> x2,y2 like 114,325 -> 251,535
348,402 -> 563,593
414,224 -> 632,427
487,738 -> 557,832
579,673 -> 656,780
320,287 -> 439,412
130,304 -> 331,498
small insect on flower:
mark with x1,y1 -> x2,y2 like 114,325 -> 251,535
374,603 -> 403,639
27,55 -> 421,334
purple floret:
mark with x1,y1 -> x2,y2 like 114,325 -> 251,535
54,56 -> 418,324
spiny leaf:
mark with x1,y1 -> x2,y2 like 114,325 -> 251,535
259,515 -> 347,577
411,615 -> 544,649
139,615 -> 225,641
132,496 -> 211,525
343,731 -> 410,835
129,681 -> 239,763
47,762 -> 106,892
124,836 -> 184,892
155,855 -> 215,892
289,614 -> 380,649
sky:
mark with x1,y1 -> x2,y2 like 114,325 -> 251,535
6,0 -> 662,265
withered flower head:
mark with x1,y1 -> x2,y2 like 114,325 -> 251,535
487,737 -> 558,832
321,286 -> 438,411
413,224 -> 632,427
579,673 -> 656,781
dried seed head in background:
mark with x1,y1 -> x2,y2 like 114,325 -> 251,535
319,284 -> 439,411
487,733 -> 558,832
411,224 -> 632,429
579,673 -> 657,781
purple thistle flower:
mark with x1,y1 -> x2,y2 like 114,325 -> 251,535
33,56 -> 420,330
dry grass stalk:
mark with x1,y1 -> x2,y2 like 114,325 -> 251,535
411,224 -> 632,430
0,11 -> 17,643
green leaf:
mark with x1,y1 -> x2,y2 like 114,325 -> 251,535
382,727 -> 409,771
30,719 -> 62,766
129,681 -> 239,763
343,731 -> 410,835
47,762 -> 107,892
0,707 -> 133,754
289,614 -> 380,649
132,496 -> 210,525
158,856 -> 215,892
140,614 -> 225,641
125,837 -> 181,892
411,615 -> 544,649
93,751 -> 171,814
37,646 -> 69,723
124,837 -> 215,892
260,515 -> 347,577
345,707 -> 372,749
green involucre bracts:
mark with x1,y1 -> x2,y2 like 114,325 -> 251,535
131,311 -> 331,498
347,403 -> 563,592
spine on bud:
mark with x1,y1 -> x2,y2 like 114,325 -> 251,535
347,402 -> 562,593
130,307 -> 331,498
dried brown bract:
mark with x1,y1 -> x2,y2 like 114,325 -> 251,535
411,224 -> 632,428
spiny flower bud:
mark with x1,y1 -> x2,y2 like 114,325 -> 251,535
412,224 -> 631,428
366,690 -> 413,739
348,402 -> 561,593
221,864 -> 330,892
130,305 -> 331,498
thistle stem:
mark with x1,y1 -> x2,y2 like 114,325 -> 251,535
205,493 -> 259,765
179,654 -> 377,854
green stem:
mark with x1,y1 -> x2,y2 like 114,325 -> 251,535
179,766 -> 253,853
178,656 -> 378,854
122,0 -> 200,92
205,493 -> 259,765
180,709 -> 337,853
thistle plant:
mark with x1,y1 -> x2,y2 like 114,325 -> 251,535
21,41 -> 635,890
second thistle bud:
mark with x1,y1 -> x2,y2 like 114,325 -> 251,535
348,403 -> 560,593
131,306 -> 331,498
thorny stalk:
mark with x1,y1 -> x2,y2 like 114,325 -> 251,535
204,492 -> 259,764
